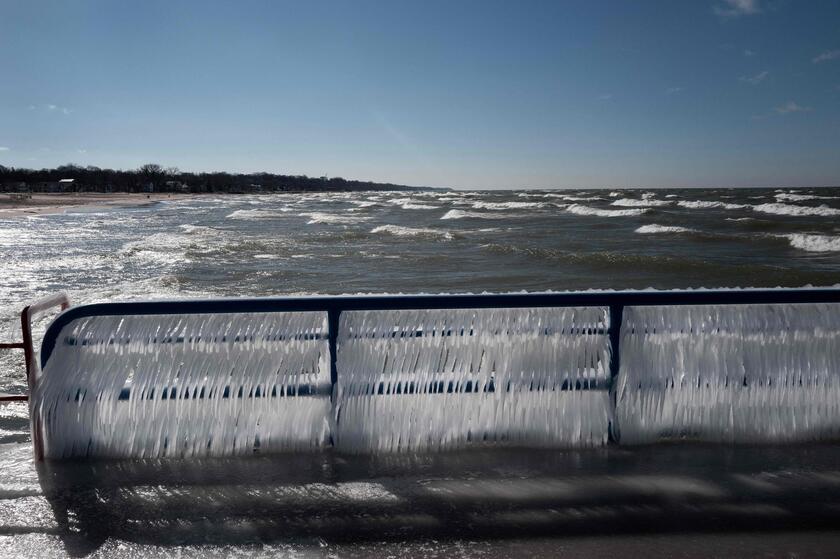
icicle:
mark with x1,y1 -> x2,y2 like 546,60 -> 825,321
32,312 -> 332,459
333,307 -> 611,452
615,303 -> 840,444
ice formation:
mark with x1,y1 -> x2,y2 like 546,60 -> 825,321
615,303 -> 840,444
333,307 -> 611,452
32,312 -> 332,459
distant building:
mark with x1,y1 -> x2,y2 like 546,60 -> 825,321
165,180 -> 190,193
58,178 -> 76,192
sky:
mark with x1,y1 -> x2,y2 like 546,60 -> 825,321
1,0 -> 839,189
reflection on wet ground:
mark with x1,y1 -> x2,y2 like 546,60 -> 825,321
4,442 -> 840,556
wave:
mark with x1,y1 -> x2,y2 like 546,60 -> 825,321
440,209 -> 512,220
775,192 -> 838,202
299,212 -> 372,224
471,201 -> 546,210
370,225 -> 454,240
753,203 -> 840,217
565,204 -> 649,217
608,191 -> 622,197
782,233 -> 840,252
635,224 -> 697,234
612,198 -> 671,207
677,200 -> 747,210
390,197 -> 439,210
556,195 -> 604,202
226,209 -> 291,220
401,203 -> 439,210
119,231 -> 214,266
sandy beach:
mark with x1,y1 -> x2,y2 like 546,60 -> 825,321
0,192 -> 196,218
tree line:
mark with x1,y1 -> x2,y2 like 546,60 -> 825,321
0,163 -> 439,193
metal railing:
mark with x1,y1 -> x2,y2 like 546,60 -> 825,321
13,287 -> 840,459
0,292 -> 70,404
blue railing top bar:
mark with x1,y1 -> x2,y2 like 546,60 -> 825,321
40,288 -> 840,369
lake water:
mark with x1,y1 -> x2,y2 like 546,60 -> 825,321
1,187 -> 840,556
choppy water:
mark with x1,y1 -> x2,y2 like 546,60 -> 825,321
2,187 -> 840,556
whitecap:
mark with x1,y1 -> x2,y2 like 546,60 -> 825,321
401,203 -> 439,210
565,204 -> 649,217
753,203 -> 840,217
612,198 -> 671,207
371,225 -> 453,240
677,200 -> 747,210
441,209 -> 511,220
635,224 -> 696,234
550,195 -> 604,202
299,212 -> 372,225
471,201 -> 546,210
390,197 -> 438,210
226,209 -> 291,219
775,192 -> 837,202
782,233 -> 840,252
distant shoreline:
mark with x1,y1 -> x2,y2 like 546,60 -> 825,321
0,192 -> 196,218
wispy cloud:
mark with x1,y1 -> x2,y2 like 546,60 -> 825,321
597,93 -> 613,101
42,104 -> 72,115
666,87 -> 684,95
774,101 -> 811,115
0,146 -> 10,152
744,49 -> 756,57
813,50 -> 840,64
714,0 -> 760,18
739,70 -> 768,85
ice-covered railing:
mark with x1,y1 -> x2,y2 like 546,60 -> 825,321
615,303 -> 840,444
29,289 -> 840,460
334,307 -> 610,451
33,312 -> 332,459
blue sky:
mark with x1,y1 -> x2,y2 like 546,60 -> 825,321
1,0 -> 839,189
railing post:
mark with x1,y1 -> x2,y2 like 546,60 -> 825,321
608,304 -> 624,444
327,308 -> 341,392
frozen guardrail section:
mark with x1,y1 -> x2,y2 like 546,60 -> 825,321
32,312 -> 332,459
615,303 -> 840,444
334,307 -> 611,452
25,290 -> 840,460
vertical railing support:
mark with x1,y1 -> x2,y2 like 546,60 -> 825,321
327,308 -> 341,391
607,304 -> 624,444
18,292 -> 71,461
